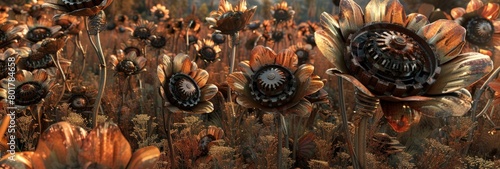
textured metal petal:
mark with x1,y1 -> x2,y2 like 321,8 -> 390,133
319,12 -> 343,43
466,0 -> 484,13
304,79 -> 324,97
365,0 -> 404,24
236,95 -> 261,109
481,3 -> 500,20
285,99 -> 312,117
417,20 -> 466,64
295,64 -> 314,83
427,52 -> 493,94
250,46 -> 276,71
227,72 -> 250,95
172,53 -> 189,74
157,64 -> 166,85
35,122 -> 87,168
494,21 -> 500,33
314,30 -> 347,73
405,13 -> 428,32
326,68 -> 375,97
201,84 -> 218,101
384,0 -> 406,25
339,0 -> 364,39
190,69 -> 209,88
238,60 -> 254,76
191,101 -> 214,114
275,48 -> 298,72
451,7 -> 466,19
417,3 -> 435,18
180,57 -> 193,75
79,122 -> 132,169
126,146 -> 160,169
409,88 -> 472,117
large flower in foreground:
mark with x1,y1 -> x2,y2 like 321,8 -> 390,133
206,0 -> 257,35
227,46 -> 324,116
0,69 -> 54,108
42,0 -> 113,16
450,0 -> 500,65
157,53 -> 218,114
0,122 -> 160,168
315,0 -> 493,132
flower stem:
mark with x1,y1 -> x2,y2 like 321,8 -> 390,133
353,89 -> 378,169
75,33 -> 86,83
227,32 -> 239,117
277,113 -> 283,169
163,109 -> 175,168
51,51 -> 68,106
338,77 -> 360,169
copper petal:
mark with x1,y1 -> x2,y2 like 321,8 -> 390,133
450,7 -> 466,19
201,84 -> 218,101
35,122 -> 87,168
314,30 -> 347,73
427,52 -> 493,94
238,60 -> 254,76
136,57 -> 147,70
0,151 -> 34,169
126,146 -> 161,169
157,64 -> 166,85
319,12 -> 343,41
249,46 -> 276,71
275,48 -> 297,71
339,0 -> 364,39
190,69 -> 209,88
227,72 -> 250,95
365,0 -> 403,24
466,0 -> 484,13
494,21 -> 500,33
384,0 -> 406,25
304,78 -> 324,97
405,13 -> 429,32
79,122 -> 132,169
180,57 -> 193,75
172,53 -> 189,74
295,64 -> 314,83
236,95 -> 261,109
285,99 -> 312,117
417,20 -> 465,64
191,101 -> 214,114
326,68 -> 375,97
481,3 -> 500,20
409,88 -> 472,117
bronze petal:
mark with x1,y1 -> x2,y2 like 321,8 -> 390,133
304,79 -> 324,98
201,84 -> 218,101
417,20 -> 465,64
238,60 -> 254,76
172,53 -> 189,74
326,68 -> 374,97
157,64 -> 167,85
236,95 -> 261,109
481,3 -> 500,20
339,0 -> 364,39
383,0 -> 406,25
191,101 -> 214,114
275,48 -> 297,71
427,52 -> 493,94
180,57 -> 193,75
405,13 -> 429,32
409,88 -> 472,117
249,46 -> 276,71
190,69 -> 209,88
126,146 -> 161,169
466,0 -> 484,13
295,64 -> 314,83
227,72 -> 250,95
494,21 -> 500,33
365,0 -> 404,24
314,30 -> 347,73
451,7 -> 466,19
285,99 -> 312,117
79,122 -> 132,168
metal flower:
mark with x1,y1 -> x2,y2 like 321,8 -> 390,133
18,39 -> 71,74
150,4 -> 169,21
227,46 -> 324,116
194,39 -> 222,63
450,0 -> 500,65
205,0 -> 257,34
0,49 -> 19,80
110,50 -> 147,76
157,53 -> 218,114
42,0 -> 114,16
197,126 -> 224,157
315,0 -> 493,132
0,122 -> 161,168
288,42 -> 314,65
0,20 -> 28,48
132,20 -> 156,41
26,24 -> 62,43
271,0 -> 295,23
61,85 -> 96,113
184,13 -> 202,33
53,14 -> 84,35
0,69 -> 54,108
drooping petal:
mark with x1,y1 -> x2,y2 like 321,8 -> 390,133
190,69 -> 209,88
417,20 -> 466,64
227,72 -> 250,95
451,7 -> 466,19
191,101 -> 214,114
405,13 -> 429,32
79,122 -> 132,169
157,64 -> 166,85
126,146 -> 161,169
180,57 -> 193,74
339,0 -> 364,39
285,99 -> 312,117
427,52 -> 493,94
295,64 -> 314,83
238,60 -> 254,76
172,53 -> 189,74
466,0 -> 484,13
235,95 -> 261,109
481,3 -> 500,20
275,48 -> 296,70
304,79 -> 324,96
314,30 -> 347,73
249,46 -> 276,71
409,88 -> 472,117
326,68 -> 375,97
201,84 -> 218,101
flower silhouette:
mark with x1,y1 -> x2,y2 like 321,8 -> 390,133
157,53 -> 218,114
315,0 -> 493,132
206,0 -> 257,34
227,46 -> 324,116
271,0 -> 295,23
0,69 -> 54,108
150,4 -> 169,22
194,39 -> 222,63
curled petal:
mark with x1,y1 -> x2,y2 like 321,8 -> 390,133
285,99 -> 312,117
190,69 -> 209,88
427,52 -> 493,94
339,0 -> 364,39
157,64 -> 166,85
409,88 -> 472,117
417,20 -> 466,64
126,146 -> 161,169
451,7 -> 466,19
227,72 -> 250,95
295,64 -> 315,83
466,0 -> 484,13
110,55 -> 119,67
238,60 -> 254,76
405,13 -> 429,32
192,101 -> 214,114
201,84 -> 218,101
250,46 -> 276,71
327,68 -> 374,97
304,79 -> 324,96
172,53 -> 189,74
319,12 -> 342,39
236,95 -> 261,109
15,70 -> 31,82
315,30 -> 347,73
481,3 -> 500,20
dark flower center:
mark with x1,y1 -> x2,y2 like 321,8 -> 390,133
15,81 -> 47,106
124,47 -> 142,56
199,134 -> 216,156
0,30 -> 6,42
25,53 -> 54,70
154,10 -> 165,19
272,31 -> 284,42
248,21 -> 261,30
464,16 -> 494,45
304,34 -> 316,46
188,35 -> 198,44
345,23 -> 439,97
211,33 -> 226,44
133,27 -> 151,40
249,65 -> 297,108
106,22 -> 116,30
117,60 -> 139,75
27,27 -> 52,43
62,0 -> 104,11
200,47 -> 217,62
295,49 -> 309,65
165,73 -> 201,110
273,9 -> 291,22
69,95 -> 89,110
150,35 -> 167,49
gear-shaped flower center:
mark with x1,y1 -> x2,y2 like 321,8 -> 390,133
165,73 -> 201,110
150,35 -> 166,49
70,95 -> 88,109
27,27 -> 52,43
464,16 -> 494,45
133,27 -> 151,40
117,60 -> 139,75
62,0 -> 104,10
15,81 -> 47,106
200,47 -> 216,62
250,65 -> 297,108
345,23 -> 440,97
273,9 -> 291,22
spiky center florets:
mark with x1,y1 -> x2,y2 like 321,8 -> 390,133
249,65 -> 297,108
27,27 -> 52,43
15,81 -> 47,106
200,47 -> 216,62
133,27 -> 151,40
150,35 -> 166,49
273,9 -> 291,22
345,23 -> 439,97
464,16 -> 494,45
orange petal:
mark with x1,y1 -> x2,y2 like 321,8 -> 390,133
33,69 -> 48,82
249,46 -> 276,71
451,7 -> 466,19
405,13 -> 429,32
227,72 -> 250,95
466,0 -> 484,13
481,3 -> 500,20
190,69 -> 209,88
172,53 -> 189,74
409,88 -> 472,117
126,146 -> 161,169
180,57 -> 193,74
304,79 -> 324,96
191,101 -> 214,114
238,60 -> 254,76
381,101 -> 421,133
275,48 -> 297,71
157,64 -> 166,85
384,0 -> 406,25
417,20 -> 466,64
339,0 -> 364,39
314,30 -> 347,73
365,0 -> 405,24
295,64 -> 315,83
201,84 -> 218,101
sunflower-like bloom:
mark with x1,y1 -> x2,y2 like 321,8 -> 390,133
150,4 -> 169,21
18,39 -> 71,75
53,14 -> 84,35
42,0 -> 113,16
184,14 -> 202,33
110,50 -> 147,76
288,42 -> 314,65
26,23 -> 62,43
132,20 -> 156,41
450,0 -> 500,65
0,20 -> 28,49
194,39 -> 222,63
157,53 -> 218,114
61,85 -> 96,113
271,0 -> 295,23
0,122 -> 160,168
0,69 -> 54,108
206,0 -> 257,35
197,126 -> 224,157
315,0 -> 493,132
227,46 -> 324,116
